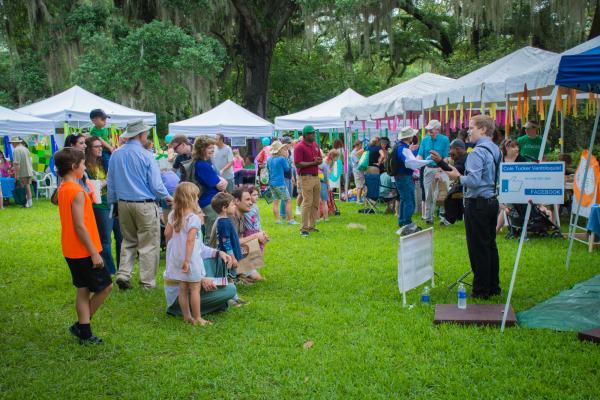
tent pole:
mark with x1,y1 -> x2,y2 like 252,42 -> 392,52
501,85 -> 558,332
560,111 -> 565,154
343,121 -> 350,202
565,102 -> 600,269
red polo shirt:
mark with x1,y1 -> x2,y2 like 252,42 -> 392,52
294,139 -> 320,175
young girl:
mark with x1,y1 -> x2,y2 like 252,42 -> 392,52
164,182 -> 213,326
55,147 -> 112,344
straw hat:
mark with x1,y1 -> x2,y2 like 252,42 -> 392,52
8,136 -> 24,144
122,119 -> 151,138
397,127 -> 418,140
269,140 -> 285,155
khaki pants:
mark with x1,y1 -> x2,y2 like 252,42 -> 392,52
422,167 -> 449,221
300,175 -> 320,231
116,201 -> 161,288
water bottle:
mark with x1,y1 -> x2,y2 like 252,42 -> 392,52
457,283 -> 467,309
421,286 -> 430,305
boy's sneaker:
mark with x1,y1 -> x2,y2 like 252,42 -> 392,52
287,220 -> 298,225
300,230 -> 309,237
439,216 -> 451,226
275,220 -> 282,225
80,335 -> 103,345
295,207 -> 301,215
115,278 -> 132,290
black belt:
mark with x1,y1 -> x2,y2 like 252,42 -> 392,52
300,173 -> 318,176
120,199 -> 155,203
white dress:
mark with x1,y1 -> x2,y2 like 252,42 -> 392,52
165,212 -> 214,282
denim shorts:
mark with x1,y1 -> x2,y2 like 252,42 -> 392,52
270,185 -> 290,201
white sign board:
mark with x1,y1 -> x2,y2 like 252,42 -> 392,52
499,162 -> 565,205
398,228 -> 434,306
230,136 -> 247,147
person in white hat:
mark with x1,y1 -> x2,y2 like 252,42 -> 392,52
107,119 -> 173,290
392,127 -> 431,235
9,136 -> 34,208
417,119 -> 450,225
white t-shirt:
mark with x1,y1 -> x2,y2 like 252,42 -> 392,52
211,144 -> 234,179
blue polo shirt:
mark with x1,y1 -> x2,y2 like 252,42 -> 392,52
417,134 -> 450,167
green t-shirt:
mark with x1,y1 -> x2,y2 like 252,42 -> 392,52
517,135 -> 548,160
90,126 -> 110,142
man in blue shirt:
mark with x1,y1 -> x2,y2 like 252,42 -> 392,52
446,115 -> 502,299
108,119 -> 173,290
417,120 -> 450,225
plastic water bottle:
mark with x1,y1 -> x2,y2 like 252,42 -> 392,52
457,283 -> 467,309
421,286 -> 430,305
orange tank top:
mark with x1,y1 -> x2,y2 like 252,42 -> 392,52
58,180 -> 102,259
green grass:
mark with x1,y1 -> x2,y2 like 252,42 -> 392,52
1,199 -> 599,399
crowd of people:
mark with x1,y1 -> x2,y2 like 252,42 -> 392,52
5,102 -> 559,344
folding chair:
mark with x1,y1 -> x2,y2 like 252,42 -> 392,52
360,173 -> 381,214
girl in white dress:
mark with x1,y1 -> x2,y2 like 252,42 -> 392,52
164,182 -> 213,326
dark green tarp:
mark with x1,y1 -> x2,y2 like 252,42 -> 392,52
517,274 -> 600,331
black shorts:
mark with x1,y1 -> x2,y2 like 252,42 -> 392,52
66,257 -> 112,292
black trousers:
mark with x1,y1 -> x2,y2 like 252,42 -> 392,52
464,197 -> 500,295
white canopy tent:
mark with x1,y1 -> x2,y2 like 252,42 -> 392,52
274,88 -> 376,131
169,99 -> 273,138
16,85 -> 156,128
340,73 -> 456,121
0,106 -> 55,137
423,46 -> 558,109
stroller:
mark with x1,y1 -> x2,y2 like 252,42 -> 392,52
505,203 -> 562,239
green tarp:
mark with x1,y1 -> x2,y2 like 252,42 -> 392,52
517,274 -> 600,331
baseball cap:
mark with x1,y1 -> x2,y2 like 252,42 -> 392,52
302,125 -> 315,135
280,136 -> 293,145
425,119 -> 441,131
90,109 -> 109,120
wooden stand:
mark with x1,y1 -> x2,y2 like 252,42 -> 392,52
434,304 -> 517,327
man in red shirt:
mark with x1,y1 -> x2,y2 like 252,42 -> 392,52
294,125 -> 322,237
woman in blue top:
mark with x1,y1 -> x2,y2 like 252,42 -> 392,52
267,141 -> 296,225
192,136 -> 228,243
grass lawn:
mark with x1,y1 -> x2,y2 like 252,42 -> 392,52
1,199 -> 599,399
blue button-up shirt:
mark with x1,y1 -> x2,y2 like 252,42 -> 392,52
418,134 -> 450,167
107,140 -> 170,204
459,137 -> 501,199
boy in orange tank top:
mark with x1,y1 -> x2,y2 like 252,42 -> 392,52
55,148 -> 112,344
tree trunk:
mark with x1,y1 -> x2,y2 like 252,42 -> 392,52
589,0 -> 600,40
229,0 -> 298,118
237,26 -> 272,118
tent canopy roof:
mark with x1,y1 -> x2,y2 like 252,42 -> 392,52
341,73 -> 455,121
16,85 -> 156,128
0,105 -> 55,137
168,99 -> 273,138
275,88 -> 375,131
505,36 -> 600,95
423,46 -> 557,108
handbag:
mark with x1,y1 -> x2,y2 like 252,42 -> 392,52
238,238 -> 264,274
357,151 -> 369,171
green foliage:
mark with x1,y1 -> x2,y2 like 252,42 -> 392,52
1,200 -> 600,398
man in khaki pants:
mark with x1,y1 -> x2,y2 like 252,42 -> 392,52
107,119 -> 173,289
293,125 -> 322,237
